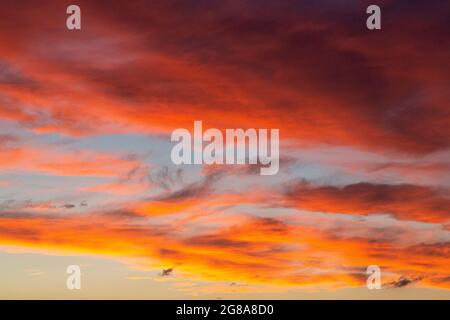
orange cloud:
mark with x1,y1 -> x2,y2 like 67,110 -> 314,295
0,208 -> 448,290
0,143 -> 141,177
0,0 -> 449,295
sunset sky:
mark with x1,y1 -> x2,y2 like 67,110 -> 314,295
0,0 -> 449,299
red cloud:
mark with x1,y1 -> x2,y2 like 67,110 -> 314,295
282,181 -> 449,223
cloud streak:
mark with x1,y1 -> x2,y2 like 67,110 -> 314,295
0,0 -> 449,295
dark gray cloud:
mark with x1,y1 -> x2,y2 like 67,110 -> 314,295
148,166 -> 184,191
160,268 -> 174,277
0,60 -> 35,87
60,204 -> 76,209
0,134 -> 19,148
384,276 -> 422,288
151,171 -> 223,203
